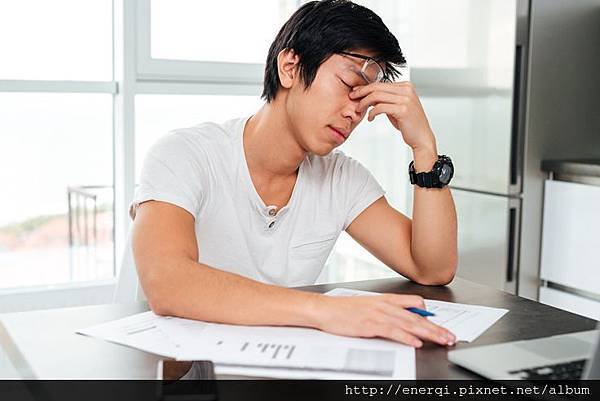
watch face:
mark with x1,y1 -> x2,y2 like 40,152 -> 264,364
439,163 -> 454,184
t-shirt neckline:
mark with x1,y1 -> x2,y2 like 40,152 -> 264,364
237,115 -> 307,217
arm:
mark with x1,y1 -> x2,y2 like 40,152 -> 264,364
348,82 -> 458,285
132,200 -> 456,347
345,184 -> 457,286
132,200 -> 320,327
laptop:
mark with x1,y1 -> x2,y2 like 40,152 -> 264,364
448,325 -> 600,380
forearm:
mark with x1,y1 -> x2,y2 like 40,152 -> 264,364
410,146 -> 458,284
142,257 -> 324,328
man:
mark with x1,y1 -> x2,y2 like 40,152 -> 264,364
131,0 -> 458,348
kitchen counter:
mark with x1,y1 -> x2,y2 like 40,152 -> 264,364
541,159 -> 600,177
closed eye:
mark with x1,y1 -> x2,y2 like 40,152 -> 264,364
339,78 -> 352,91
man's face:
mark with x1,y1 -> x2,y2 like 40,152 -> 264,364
284,49 -> 377,156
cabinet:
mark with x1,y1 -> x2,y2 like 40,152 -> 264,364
539,160 -> 600,319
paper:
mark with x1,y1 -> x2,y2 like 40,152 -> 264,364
156,316 -> 412,378
325,288 -> 508,342
78,311 -> 415,379
76,311 -> 179,358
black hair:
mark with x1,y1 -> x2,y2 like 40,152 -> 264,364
261,0 -> 406,102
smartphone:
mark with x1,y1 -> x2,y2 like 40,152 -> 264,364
156,360 -> 217,401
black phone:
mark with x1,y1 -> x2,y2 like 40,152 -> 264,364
156,360 -> 217,401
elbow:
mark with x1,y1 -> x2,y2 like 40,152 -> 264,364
138,265 -> 172,316
412,258 -> 457,286
414,272 -> 454,286
149,301 -> 170,317
146,292 -> 171,317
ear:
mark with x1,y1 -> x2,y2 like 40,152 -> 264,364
277,48 -> 300,89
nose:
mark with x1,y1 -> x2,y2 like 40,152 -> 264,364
342,95 -> 365,125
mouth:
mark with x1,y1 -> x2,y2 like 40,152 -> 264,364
329,126 -> 349,140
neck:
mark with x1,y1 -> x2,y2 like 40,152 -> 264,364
243,98 -> 306,181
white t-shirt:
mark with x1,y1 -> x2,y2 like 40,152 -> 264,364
130,116 -> 385,287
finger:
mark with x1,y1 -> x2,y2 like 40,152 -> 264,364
378,299 -> 426,320
382,294 -> 426,309
400,317 -> 456,345
377,298 -> 456,345
374,323 -> 423,348
356,92 -> 407,114
367,103 -> 406,122
351,81 -> 415,99
392,311 -> 456,345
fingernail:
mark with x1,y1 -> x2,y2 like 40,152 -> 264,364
414,340 -> 423,348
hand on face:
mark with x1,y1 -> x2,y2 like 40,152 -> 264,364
349,82 -> 436,151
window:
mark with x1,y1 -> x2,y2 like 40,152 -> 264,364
136,0 -> 298,83
0,94 -> 114,289
0,1 -> 114,292
150,0 -> 297,64
0,0 -> 112,81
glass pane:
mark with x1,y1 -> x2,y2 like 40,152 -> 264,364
451,189 -> 510,291
421,95 -> 512,193
0,0 -> 112,80
354,0 -> 412,68
150,0 -> 297,63
360,0 -> 516,87
0,93 -> 114,289
135,94 -> 264,177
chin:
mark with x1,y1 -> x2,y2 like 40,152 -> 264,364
310,143 -> 336,156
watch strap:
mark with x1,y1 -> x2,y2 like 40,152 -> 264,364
408,155 -> 452,188
410,169 -> 439,188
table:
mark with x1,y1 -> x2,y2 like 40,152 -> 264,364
1,277 -> 597,379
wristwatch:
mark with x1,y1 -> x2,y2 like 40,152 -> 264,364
409,155 -> 454,188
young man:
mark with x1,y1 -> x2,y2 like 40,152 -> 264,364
131,0 -> 458,348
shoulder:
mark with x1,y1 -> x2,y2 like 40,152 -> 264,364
150,120 -> 231,153
146,117 -> 244,162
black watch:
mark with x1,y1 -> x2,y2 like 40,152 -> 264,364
409,155 -> 454,188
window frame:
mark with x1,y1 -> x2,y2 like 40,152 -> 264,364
135,0 -> 265,84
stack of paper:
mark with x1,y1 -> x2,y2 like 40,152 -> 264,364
78,311 -> 414,379
77,288 -> 508,379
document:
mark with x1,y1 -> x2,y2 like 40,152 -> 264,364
325,288 -> 508,342
156,316 -> 411,378
78,311 -> 415,379
76,311 -> 179,358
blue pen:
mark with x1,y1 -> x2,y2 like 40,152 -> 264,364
406,307 -> 435,317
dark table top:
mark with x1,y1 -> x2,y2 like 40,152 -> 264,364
1,277 -> 597,379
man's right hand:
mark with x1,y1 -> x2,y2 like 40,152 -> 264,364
313,294 -> 456,348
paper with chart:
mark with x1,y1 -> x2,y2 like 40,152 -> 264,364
326,288 -> 508,342
156,315 -> 412,378
77,310 -> 415,379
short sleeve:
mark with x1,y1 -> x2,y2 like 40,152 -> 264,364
129,132 -> 206,220
337,153 -> 386,230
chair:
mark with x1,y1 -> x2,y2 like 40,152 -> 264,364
113,230 -> 148,303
